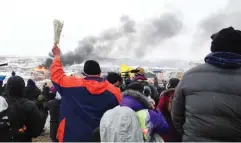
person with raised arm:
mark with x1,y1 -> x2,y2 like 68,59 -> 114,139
51,46 -> 121,142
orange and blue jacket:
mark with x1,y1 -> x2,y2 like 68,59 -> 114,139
50,57 -> 121,142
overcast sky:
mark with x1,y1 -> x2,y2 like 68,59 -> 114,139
0,0 -> 234,61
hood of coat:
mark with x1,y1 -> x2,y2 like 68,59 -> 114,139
120,90 -> 152,111
6,76 -> 25,97
27,79 -> 36,87
160,88 -> 175,97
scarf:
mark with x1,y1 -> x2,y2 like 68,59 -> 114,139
205,52 -> 241,68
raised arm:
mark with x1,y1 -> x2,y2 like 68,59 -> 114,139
50,46 -> 81,89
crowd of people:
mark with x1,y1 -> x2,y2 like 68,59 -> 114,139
0,73 -> 61,141
0,26 -> 241,142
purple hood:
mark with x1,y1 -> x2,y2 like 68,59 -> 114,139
120,90 -> 169,136
120,90 -> 151,111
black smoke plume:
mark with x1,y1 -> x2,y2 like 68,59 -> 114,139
43,13 -> 183,68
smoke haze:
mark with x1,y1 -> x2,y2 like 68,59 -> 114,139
44,12 -> 183,68
192,0 -> 241,51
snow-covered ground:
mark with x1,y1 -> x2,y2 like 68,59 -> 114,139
44,115 -> 50,134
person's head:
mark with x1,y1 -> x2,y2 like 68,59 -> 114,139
126,82 -> 152,98
122,82 -> 154,110
126,82 -> 144,93
83,60 -> 101,76
166,78 -> 180,89
135,67 -> 145,76
6,76 -> 25,97
27,79 -> 36,87
133,67 -> 147,82
211,27 -> 241,55
106,72 -> 122,87
11,71 -> 16,76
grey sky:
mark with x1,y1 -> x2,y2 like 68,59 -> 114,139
0,0 -> 233,61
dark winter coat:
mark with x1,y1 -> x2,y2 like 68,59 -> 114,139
6,96 -> 43,142
45,99 -> 60,142
4,76 -> 43,141
0,80 -> 5,95
0,86 -> 4,96
172,63 -> 241,142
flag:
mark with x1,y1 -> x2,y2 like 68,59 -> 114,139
120,64 -> 134,77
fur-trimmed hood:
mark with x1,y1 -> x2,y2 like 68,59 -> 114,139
160,88 -> 175,97
120,90 -> 152,111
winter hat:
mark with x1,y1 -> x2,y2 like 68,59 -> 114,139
83,60 -> 101,75
136,67 -> 145,74
167,78 -> 180,89
6,76 -> 25,97
211,27 -> 241,55
134,67 -> 145,76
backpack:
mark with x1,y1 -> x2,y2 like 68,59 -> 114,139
0,97 -> 27,142
136,109 -> 152,141
100,106 -> 144,142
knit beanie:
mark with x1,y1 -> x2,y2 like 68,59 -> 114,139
211,27 -> 241,55
83,60 -> 101,75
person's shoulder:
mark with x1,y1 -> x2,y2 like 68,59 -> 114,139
160,88 -> 175,97
107,82 -> 121,93
184,63 -> 241,78
184,63 -> 210,75
182,63 -> 219,80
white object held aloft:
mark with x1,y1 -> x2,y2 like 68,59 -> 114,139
53,19 -> 64,46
